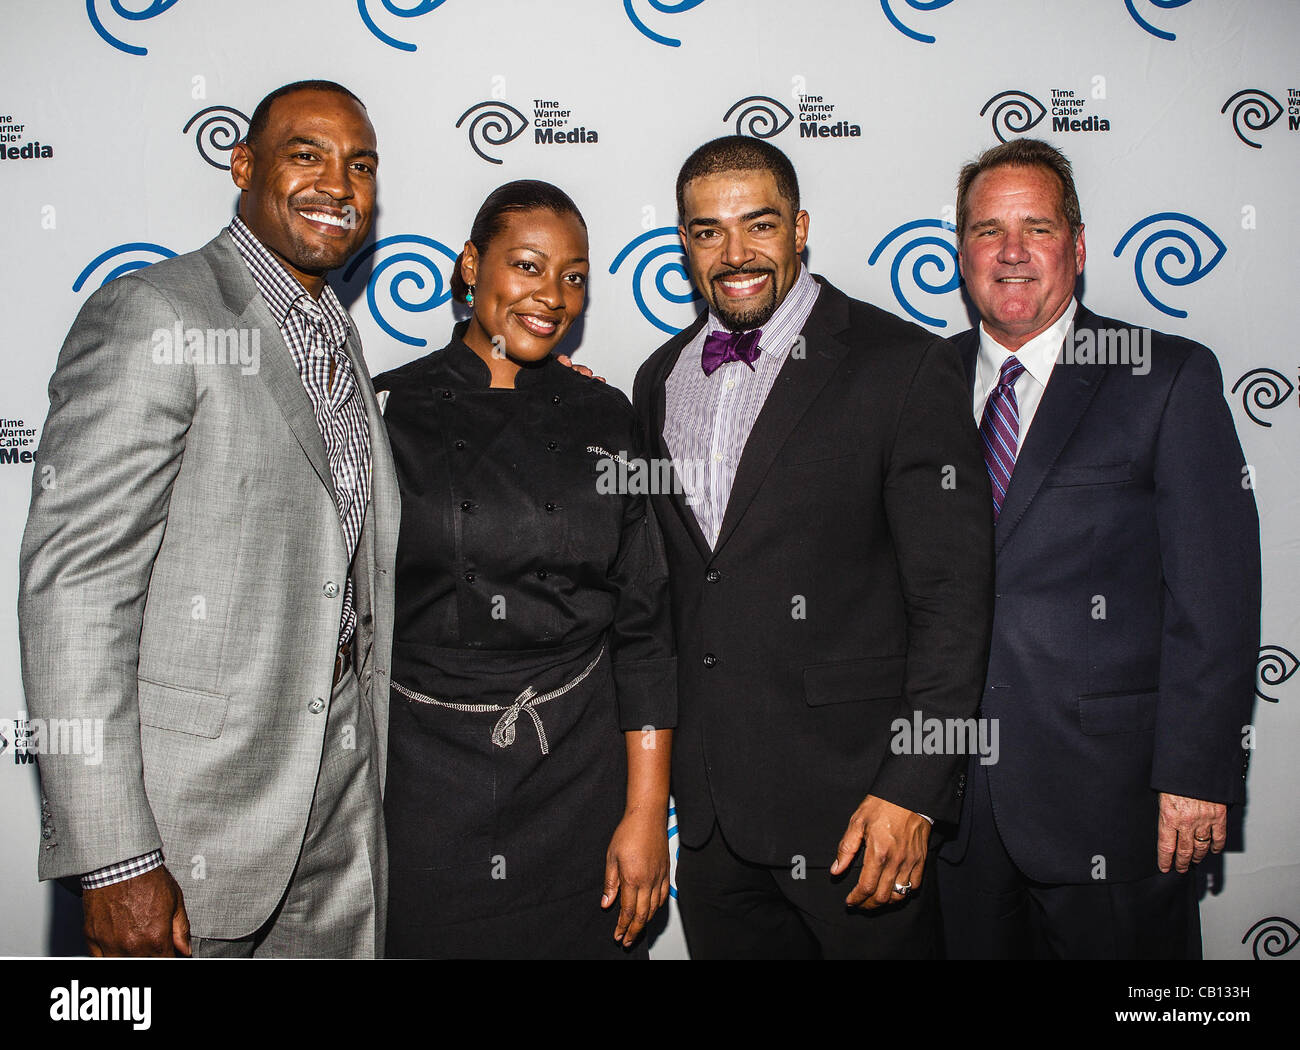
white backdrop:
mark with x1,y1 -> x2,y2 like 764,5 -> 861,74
1,0 -> 1296,960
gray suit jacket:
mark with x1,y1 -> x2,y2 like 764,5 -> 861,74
18,230 -> 400,939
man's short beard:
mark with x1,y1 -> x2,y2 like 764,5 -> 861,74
711,272 -> 778,332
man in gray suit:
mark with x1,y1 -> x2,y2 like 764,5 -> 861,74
18,80 -> 400,958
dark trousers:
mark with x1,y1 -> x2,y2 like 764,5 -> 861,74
675,821 -> 940,960
937,761 -> 1201,959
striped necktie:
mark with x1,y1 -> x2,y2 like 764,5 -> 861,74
980,355 -> 1026,520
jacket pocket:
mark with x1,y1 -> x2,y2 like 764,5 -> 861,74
137,678 -> 229,739
1077,690 -> 1158,735
804,656 -> 906,707
1045,462 -> 1133,487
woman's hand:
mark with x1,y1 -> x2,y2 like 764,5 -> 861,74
602,808 -> 670,947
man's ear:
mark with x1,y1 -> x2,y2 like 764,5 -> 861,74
229,140 -> 253,192
793,209 -> 810,254
1074,223 -> 1086,276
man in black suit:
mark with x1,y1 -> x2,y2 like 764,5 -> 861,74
936,138 -> 1260,959
632,136 -> 994,958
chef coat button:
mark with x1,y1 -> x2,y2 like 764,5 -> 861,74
545,501 -> 557,512
552,395 -> 562,405
464,571 -> 476,583
323,580 -> 339,598
703,653 -> 718,668
308,697 -> 326,714
536,569 -> 549,579
441,390 -> 454,401
546,441 -> 559,452
461,500 -> 474,512
454,440 -> 466,450
706,569 -> 721,583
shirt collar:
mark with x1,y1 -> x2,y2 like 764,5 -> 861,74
705,263 -> 818,359
443,322 -> 561,390
977,297 -> 1077,388
228,215 -> 351,345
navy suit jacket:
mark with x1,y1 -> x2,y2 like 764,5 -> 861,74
940,304 -> 1260,884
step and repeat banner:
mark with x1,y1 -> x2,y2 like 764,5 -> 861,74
1,0 -> 1297,959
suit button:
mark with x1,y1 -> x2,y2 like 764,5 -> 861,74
706,569 -> 721,583
461,500 -> 474,512
545,501 -> 557,512
441,390 -> 454,401
454,440 -> 466,451
308,697 -> 326,714
703,653 -> 718,668
536,569 -> 549,580
41,827 -> 52,840
464,572 -> 476,583
323,581 -> 339,598
546,441 -> 559,452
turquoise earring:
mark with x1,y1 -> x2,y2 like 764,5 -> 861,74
466,286 -> 475,306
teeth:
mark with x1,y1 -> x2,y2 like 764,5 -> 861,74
998,277 -> 1032,283
720,274 -> 767,290
519,315 -> 557,333
302,211 -> 347,228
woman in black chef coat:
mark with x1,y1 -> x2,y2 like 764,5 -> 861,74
374,181 -> 677,959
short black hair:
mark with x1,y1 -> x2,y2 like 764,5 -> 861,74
676,135 -> 800,219
450,180 -> 588,303
244,80 -> 365,148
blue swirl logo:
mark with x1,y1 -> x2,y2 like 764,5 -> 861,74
868,219 -> 961,328
880,0 -> 957,43
455,100 -> 529,165
357,0 -> 448,52
1126,0 -> 1192,41
341,235 -> 459,347
1231,368 -> 1294,428
980,90 -> 1046,143
625,0 -> 705,47
73,242 -> 177,292
182,106 -> 249,170
1220,89 -> 1283,149
723,96 -> 794,139
609,227 -> 702,335
86,0 -> 181,56
1113,212 -> 1225,319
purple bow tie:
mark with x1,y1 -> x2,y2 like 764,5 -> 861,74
701,328 -> 763,376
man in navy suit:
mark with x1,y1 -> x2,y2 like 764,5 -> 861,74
936,138 -> 1260,959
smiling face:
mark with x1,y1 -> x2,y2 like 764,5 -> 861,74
958,163 -> 1085,351
459,208 -> 589,383
678,170 -> 809,332
229,88 -> 377,296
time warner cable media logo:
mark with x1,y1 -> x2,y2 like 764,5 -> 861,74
1112,212 -> 1224,319
457,96 -> 599,164
625,0 -> 706,47
1220,89 -> 1299,149
86,0 -> 180,56
980,86 -> 1111,143
1231,368 -> 1295,429
725,87 -> 861,141
880,0 -> 959,44
182,105 -> 249,170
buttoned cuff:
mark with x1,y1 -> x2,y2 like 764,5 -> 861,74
81,850 -> 164,890
613,657 -> 678,731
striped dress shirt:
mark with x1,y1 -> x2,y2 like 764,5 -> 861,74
663,264 -> 820,548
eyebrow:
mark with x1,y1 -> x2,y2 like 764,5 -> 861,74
285,136 -> 379,162
513,244 -> 589,265
687,207 -> 783,229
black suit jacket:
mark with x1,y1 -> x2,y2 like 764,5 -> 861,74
940,305 -> 1261,884
632,277 -> 994,866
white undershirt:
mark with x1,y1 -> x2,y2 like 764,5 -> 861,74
972,299 -> 1077,451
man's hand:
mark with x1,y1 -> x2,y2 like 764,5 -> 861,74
556,354 -> 606,383
832,794 -> 931,909
1157,792 -> 1227,874
602,809 -> 670,947
83,865 -> 191,957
